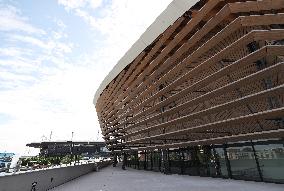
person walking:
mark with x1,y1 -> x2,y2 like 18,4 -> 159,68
113,153 -> 118,167
122,152 -> 127,170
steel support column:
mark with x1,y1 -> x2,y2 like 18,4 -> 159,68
223,144 -> 232,179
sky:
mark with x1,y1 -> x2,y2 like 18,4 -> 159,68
0,0 -> 172,155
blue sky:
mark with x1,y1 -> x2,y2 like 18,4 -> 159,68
0,0 -> 171,155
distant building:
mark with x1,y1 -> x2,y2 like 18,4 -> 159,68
26,141 -> 110,158
0,153 -> 14,170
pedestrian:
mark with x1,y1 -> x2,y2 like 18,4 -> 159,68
113,154 -> 118,167
122,153 -> 126,170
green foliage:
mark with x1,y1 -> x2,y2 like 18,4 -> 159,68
61,155 -> 72,164
21,158 -> 29,166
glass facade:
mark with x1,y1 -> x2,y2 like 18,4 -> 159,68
213,147 -> 229,178
127,139 -> 284,183
152,151 -> 161,172
226,145 -> 261,181
254,143 -> 284,183
169,150 -> 181,174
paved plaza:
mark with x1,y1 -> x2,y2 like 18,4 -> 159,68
51,164 -> 284,191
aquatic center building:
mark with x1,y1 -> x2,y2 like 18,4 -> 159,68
94,0 -> 284,183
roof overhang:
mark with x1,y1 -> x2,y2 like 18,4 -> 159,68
93,0 -> 199,105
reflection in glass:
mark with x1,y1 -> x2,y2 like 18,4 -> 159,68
226,146 -> 260,181
254,143 -> 284,183
214,148 -> 228,177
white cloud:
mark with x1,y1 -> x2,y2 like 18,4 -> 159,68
8,34 -> 50,49
7,34 -> 73,54
58,0 -> 103,11
57,0 -> 86,10
0,64 -> 104,154
0,47 -> 29,57
0,4 -> 45,34
0,0 -> 173,155
58,0 -> 172,73
52,20 -> 68,40
0,2 -> 100,154
89,0 -> 103,9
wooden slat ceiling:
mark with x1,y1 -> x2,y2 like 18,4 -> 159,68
95,0 -> 284,153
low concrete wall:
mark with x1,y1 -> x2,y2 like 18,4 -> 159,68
0,162 -> 105,191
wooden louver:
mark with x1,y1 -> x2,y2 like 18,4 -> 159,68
95,0 -> 284,153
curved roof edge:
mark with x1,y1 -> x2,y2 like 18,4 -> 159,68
93,0 -> 199,106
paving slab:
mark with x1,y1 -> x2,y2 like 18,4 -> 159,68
51,164 -> 284,191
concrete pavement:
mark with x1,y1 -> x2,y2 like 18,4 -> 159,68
51,164 -> 284,191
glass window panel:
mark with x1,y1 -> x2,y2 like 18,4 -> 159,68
152,152 -> 160,172
214,148 -> 228,177
227,146 -> 260,181
254,143 -> 284,183
169,150 -> 181,174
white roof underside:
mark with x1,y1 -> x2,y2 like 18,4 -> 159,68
93,0 -> 199,105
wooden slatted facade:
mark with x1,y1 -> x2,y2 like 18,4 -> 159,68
94,0 -> 284,182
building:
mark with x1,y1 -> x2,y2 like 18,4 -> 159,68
94,0 -> 284,183
26,141 -> 109,158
